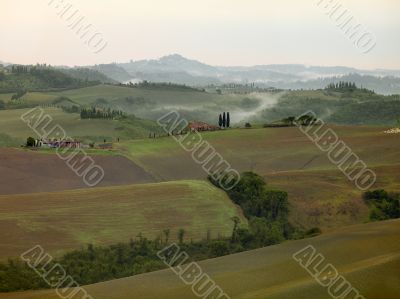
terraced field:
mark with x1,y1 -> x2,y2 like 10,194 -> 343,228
4,219 -> 399,299
0,180 -> 245,259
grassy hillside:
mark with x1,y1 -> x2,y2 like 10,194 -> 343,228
1,84 -> 398,125
0,107 -> 161,144
116,126 -> 400,229
259,89 -> 400,125
0,180 -> 245,259
5,219 -> 399,299
0,84 -> 282,126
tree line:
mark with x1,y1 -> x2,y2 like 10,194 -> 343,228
208,172 -> 319,246
117,81 -> 204,92
80,107 -> 125,120
326,81 -> 357,90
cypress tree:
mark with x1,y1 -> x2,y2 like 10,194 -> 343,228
219,114 -> 223,127
227,112 -> 230,128
222,112 -> 226,128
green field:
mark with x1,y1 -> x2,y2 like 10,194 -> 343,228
5,219 -> 399,299
0,107 -> 160,144
0,180 -> 246,259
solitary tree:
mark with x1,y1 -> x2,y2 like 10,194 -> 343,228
26,137 -> 35,147
231,216 -> 241,243
227,112 -> 230,128
163,229 -> 170,244
206,228 -> 212,243
178,229 -> 185,244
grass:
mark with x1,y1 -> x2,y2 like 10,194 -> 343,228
0,180 -> 246,259
4,219 -> 399,299
0,133 -> 20,147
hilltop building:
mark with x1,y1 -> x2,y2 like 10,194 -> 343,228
188,121 -> 219,132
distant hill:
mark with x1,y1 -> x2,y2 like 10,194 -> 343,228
4,56 -> 400,94
267,73 -> 400,95
0,66 -> 101,93
85,54 -> 400,94
89,64 -> 132,83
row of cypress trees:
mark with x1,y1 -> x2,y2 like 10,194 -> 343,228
80,107 -> 124,119
326,82 -> 357,90
218,112 -> 230,128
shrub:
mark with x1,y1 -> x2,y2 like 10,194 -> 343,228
26,137 -> 35,147
363,189 -> 400,221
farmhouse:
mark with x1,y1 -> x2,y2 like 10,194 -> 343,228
188,121 -> 219,132
44,139 -> 81,148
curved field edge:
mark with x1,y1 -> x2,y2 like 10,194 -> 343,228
0,180 -> 246,260
3,219 -> 399,299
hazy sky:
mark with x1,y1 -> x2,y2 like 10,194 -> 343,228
1,0 -> 399,69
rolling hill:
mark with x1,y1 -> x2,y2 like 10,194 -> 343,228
116,125 -> 400,229
1,107 -> 399,231
4,219 -> 399,299
0,180 -> 245,260
1,83 -> 399,126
